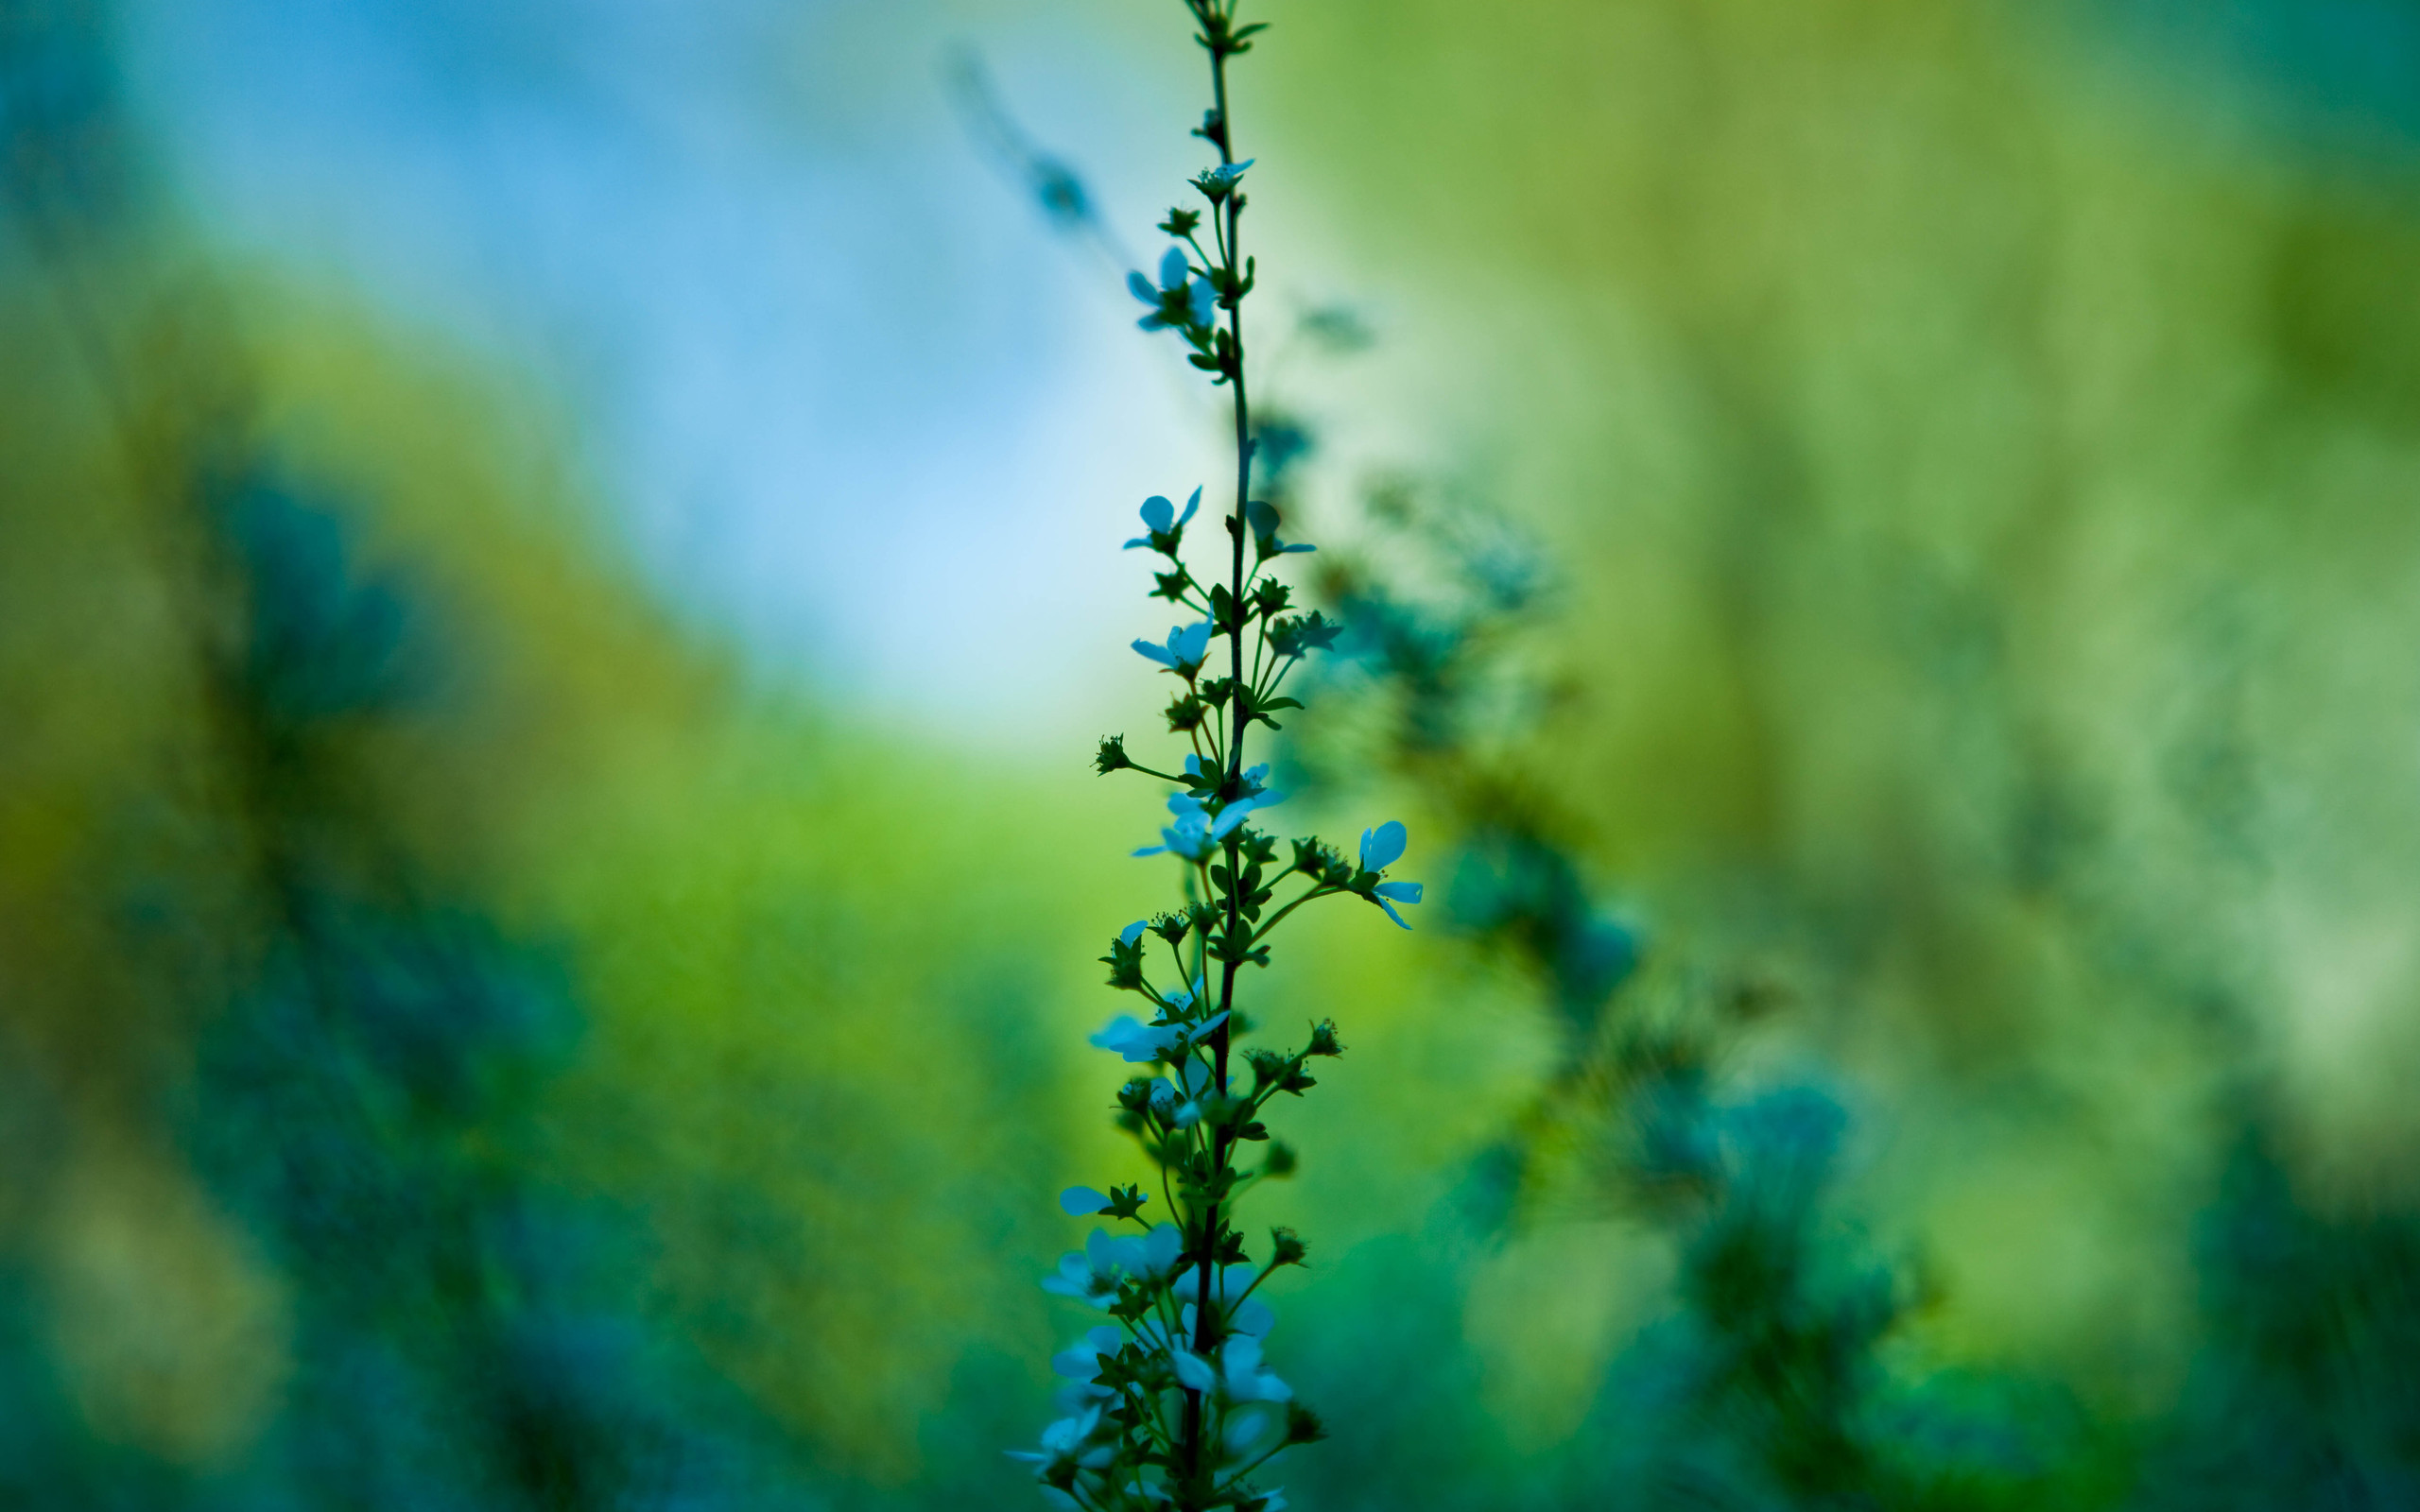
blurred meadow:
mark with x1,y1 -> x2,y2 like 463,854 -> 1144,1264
6,0 -> 2420,1506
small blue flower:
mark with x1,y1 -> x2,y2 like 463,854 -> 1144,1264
1357,821 -> 1421,929
1133,620 -> 1216,675
1133,794 -> 1215,860
1193,158 -> 1255,198
1135,786 -> 1283,859
1118,920 -> 1148,949
1050,1325 -> 1126,1383
1041,1230 -> 1128,1306
1216,1334 -> 1293,1403
1130,245 -> 1217,332
1124,487 -> 1203,549
1090,1014 -> 1181,1063
1006,1401 -> 1112,1476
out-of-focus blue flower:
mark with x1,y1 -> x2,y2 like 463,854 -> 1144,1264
1091,1005 -> 1226,1063
1246,499 -> 1315,556
1060,1186 -> 1112,1216
1130,245 -> 1217,332
1133,621 -> 1215,674
1117,1223 -> 1185,1281
1171,1262 -> 1261,1313
1216,1334 -> 1292,1402
1134,797 -> 1214,861
1169,1055 -> 1219,1127
1091,1014 -> 1178,1063
1007,1401 -> 1112,1475
1041,1226 -> 1186,1313
1051,1325 -> 1125,1383
1125,488 -> 1202,549
1169,1344 -> 1218,1393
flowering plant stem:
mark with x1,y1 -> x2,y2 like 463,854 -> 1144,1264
1015,6 -> 1425,1509
1196,2 -> 1253,1491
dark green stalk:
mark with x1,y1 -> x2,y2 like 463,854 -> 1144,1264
1184,3 -> 1251,1499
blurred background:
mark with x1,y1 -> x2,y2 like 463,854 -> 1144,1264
6,0 -> 2420,1506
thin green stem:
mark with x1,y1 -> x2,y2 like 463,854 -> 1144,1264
1248,882 -> 1336,946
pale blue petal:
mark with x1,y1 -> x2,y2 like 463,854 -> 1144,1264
1375,895 -> 1411,930
1159,245 -> 1188,290
1179,488 -> 1201,525
1134,639 -> 1178,666
1359,820 -> 1408,871
1119,919 -> 1150,946
1060,1186 -> 1112,1216
1141,494 -> 1175,532
1373,882 -> 1422,903
1223,1336 -> 1264,1379
1171,1348 -> 1217,1393
1143,1223 -> 1184,1273
1128,270 -> 1157,302
1052,1348 -> 1101,1380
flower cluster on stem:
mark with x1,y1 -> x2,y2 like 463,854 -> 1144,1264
1014,6 -> 1421,1509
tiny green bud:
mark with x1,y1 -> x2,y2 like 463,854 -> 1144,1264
1270,1227 -> 1308,1266
1095,733 -> 1132,775
1100,933 -> 1146,990
1263,1141 -> 1297,1177
1306,1019 -> 1344,1057
1282,1401 -> 1328,1446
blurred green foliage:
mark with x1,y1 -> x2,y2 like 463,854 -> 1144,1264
6,0 -> 2420,1507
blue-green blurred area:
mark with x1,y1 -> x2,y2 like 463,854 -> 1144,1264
7,0 -> 2420,1506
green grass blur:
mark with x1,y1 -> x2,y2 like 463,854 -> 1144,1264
5,0 -> 2420,1507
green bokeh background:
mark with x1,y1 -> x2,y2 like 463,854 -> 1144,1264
5,0 -> 2419,1506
